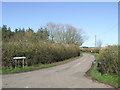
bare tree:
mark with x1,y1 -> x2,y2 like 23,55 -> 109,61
46,22 -> 57,41
53,23 -> 65,43
46,22 -> 86,46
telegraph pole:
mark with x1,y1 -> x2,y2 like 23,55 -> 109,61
95,35 -> 96,47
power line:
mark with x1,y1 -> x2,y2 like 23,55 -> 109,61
97,23 -> 118,36
94,23 -> 118,47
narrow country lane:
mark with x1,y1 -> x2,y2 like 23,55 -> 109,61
2,53 -> 112,88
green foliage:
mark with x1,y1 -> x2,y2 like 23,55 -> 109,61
2,25 -> 14,41
96,46 -> 119,75
2,25 -> 81,69
36,28 -> 49,41
2,42 -> 80,69
1,66 -> 36,74
80,47 -> 100,53
1,55 -> 82,74
2,25 -> 49,43
90,65 -> 120,88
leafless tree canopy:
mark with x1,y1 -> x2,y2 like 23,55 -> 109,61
46,22 -> 86,46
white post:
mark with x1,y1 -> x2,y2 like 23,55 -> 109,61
13,57 -> 26,68
23,59 -> 24,67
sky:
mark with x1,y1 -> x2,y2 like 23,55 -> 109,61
2,2 -> 118,47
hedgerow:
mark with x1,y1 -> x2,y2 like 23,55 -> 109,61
80,47 -> 100,53
96,46 -> 119,75
2,41 -> 80,69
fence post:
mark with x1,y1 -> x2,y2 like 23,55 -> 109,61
23,59 -> 24,67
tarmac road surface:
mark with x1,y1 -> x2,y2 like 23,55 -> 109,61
2,53 -> 112,88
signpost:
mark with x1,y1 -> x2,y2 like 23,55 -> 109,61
13,57 -> 26,68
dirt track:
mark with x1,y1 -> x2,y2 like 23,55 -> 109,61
2,53 -> 112,88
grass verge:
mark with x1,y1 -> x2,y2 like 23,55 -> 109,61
90,64 -> 120,88
0,54 -> 83,74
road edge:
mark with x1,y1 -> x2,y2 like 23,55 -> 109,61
84,54 -> 116,88
2,54 -> 83,75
